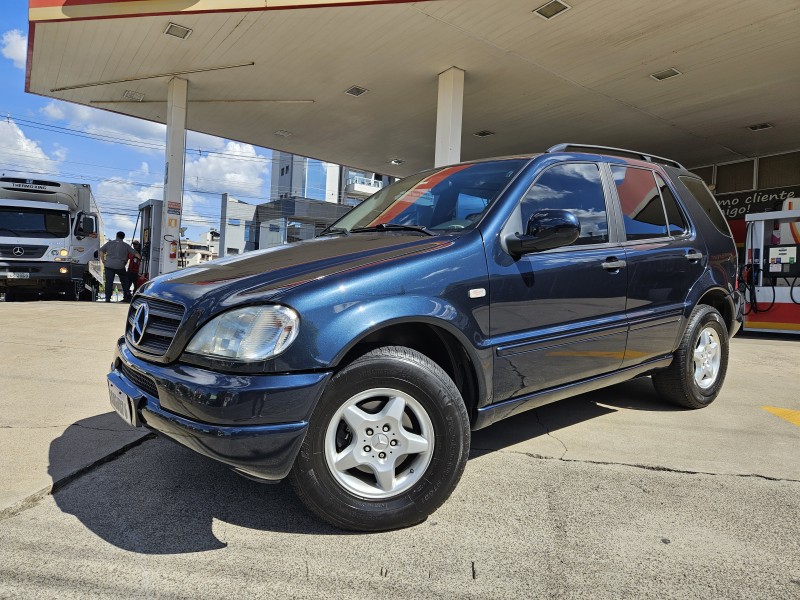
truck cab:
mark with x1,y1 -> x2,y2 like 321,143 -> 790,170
0,177 -> 103,301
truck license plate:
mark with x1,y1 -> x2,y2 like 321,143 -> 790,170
108,380 -> 140,427
6,273 -> 30,279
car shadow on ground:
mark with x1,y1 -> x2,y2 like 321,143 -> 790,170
49,377 -> 682,554
49,416 -> 342,554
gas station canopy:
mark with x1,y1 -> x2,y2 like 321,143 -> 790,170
27,0 -> 800,176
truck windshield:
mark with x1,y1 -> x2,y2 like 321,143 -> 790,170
0,206 -> 71,238
328,159 -> 528,235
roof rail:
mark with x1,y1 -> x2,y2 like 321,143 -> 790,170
546,143 -> 684,170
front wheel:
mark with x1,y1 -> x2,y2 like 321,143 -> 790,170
289,346 -> 470,531
653,305 -> 729,408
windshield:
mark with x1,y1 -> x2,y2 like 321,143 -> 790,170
0,206 -> 71,238
331,159 -> 528,234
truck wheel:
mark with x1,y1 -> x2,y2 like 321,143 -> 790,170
289,346 -> 470,531
653,305 -> 729,409
78,282 -> 95,301
64,282 -> 81,301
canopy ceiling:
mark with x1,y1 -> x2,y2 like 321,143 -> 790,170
27,0 -> 800,176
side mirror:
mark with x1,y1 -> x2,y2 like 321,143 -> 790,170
78,214 -> 98,238
505,209 -> 581,257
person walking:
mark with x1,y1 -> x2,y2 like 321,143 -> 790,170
99,232 -> 140,303
126,240 -> 143,297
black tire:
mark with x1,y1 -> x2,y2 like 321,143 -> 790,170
289,346 -> 470,532
653,305 -> 729,409
63,282 -> 80,301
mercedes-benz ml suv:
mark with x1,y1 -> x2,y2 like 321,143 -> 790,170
107,144 -> 741,531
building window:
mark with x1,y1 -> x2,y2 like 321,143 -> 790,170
228,218 -> 241,226
758,151 -> 800,188
715,160 -> 755,193
691,166 -> 714,187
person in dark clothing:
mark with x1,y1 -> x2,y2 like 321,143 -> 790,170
99,231 -> 140,303
126,240 -> 142,297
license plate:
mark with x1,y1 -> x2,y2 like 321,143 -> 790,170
6,273 -> 29,279
108,380 -> 140,427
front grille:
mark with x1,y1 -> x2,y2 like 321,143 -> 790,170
0,245 -> 49,259
119,361 -> 159,399
126,296 -> 185,356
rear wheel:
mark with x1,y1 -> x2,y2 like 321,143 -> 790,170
653,305 -> 729,408
289,346 -> 470,531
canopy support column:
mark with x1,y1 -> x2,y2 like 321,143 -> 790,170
434,67 -> 464,168
159,76 -> 188,275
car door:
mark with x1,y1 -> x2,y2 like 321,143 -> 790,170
607,164 -> 704,366
488,162 -> 628,404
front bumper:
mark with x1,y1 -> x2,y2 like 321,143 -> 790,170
108,337 -> 332,481
0,261 -> 86,288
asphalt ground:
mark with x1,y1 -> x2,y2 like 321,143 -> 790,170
0,302 -> 799,599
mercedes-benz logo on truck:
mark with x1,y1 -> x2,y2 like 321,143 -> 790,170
12,247 -> 24,256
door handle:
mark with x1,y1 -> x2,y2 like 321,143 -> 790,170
601,258 -> 626,271
685,250 -> 703,262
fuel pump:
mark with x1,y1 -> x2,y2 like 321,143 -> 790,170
743,207 -> 800,333
137,199 -> 163,281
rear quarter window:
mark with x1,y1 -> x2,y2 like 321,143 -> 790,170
679,176 -> 732,237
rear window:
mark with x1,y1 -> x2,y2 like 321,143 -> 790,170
679,176 -> 732,237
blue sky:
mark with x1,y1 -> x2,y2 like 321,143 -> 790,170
0,3 -> 275,243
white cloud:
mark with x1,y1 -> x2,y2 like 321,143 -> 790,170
94,177 -> 222,240
1,30 -> 26,70
41,102 -> 65,120
0,119 -> 61,176
95,178 -> 162,239
185,141 -> 270,198
40,101 -> 167,155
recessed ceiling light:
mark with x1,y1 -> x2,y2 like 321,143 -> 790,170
164,23 -> 192,39
473,130 -> 496,138
123,90 -> 145,102
747,122 -> 774,131
345,85 -> 369,97
273,130 -> 293,137
650,68 -> 682,81
389,159 -> 405,165
533,0 -> 571,20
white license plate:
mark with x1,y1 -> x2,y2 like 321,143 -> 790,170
6,273 -> 30,279
108,380 -> 140,427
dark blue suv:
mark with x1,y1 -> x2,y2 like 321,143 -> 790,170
107,144 -> 741,531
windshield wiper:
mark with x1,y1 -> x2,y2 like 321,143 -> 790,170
350,223 -> 434,236
318,226 -> 350,237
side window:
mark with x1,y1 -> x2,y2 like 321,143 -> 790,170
679,176 -> 732,237
611,165 -> 667,241
520,163 -> 609,245
655,173 -> 688,236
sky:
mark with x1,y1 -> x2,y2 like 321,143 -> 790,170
0,3 -> 274,243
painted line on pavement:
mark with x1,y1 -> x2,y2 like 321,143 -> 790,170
762,406 -> 800,427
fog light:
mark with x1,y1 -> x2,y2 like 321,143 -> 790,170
59,249 -> 68,256
59,267 -> 68,274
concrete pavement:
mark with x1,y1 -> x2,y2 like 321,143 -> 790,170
0,302 -> 798,598
0,301 -> 148,512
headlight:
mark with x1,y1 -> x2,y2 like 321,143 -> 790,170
185,305 -> 299,361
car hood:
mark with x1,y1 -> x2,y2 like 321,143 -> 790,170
142,233 -> 454,307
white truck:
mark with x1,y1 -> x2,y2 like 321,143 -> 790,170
0,176 -> 104,301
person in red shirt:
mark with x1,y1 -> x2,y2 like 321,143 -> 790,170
127,240 -> 142,296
